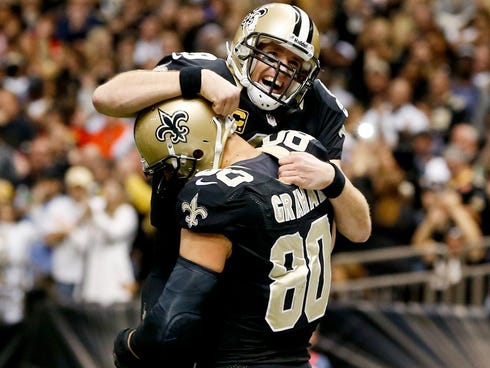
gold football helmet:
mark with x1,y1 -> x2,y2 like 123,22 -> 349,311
227,3 -> 320,110
133,97 -> 235,179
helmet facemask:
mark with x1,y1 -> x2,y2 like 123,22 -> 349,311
236,33 -> 320,110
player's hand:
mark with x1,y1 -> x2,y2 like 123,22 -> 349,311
278,152 -> 334,190
200,69 -> 241,116
113,328 -> 142,368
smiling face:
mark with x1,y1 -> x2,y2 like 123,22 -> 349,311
250,42 -> 304,96
227,3 -> 321,110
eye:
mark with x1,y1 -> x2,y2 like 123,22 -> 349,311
267,50 -> 279,58
288,59 -> 302,70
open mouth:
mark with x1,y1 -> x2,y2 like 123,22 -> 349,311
262,76 -> 283,92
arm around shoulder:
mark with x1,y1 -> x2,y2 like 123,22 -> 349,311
92,69 -> 182,117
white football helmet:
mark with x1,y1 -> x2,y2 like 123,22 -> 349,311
133,98 -> 236,179
227,3 -> 320,110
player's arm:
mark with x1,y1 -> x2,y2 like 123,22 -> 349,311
113,230 -> 231,367
92,69 -> 240,118
328,159 -> 371,243
179,229 -> 231,272
92,69 -> 182,117
278,154 -> 371,243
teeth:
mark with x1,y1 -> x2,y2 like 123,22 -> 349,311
263,76 -> 282,89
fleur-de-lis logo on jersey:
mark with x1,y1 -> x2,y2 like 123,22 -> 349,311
181,193 -> 208,228
155,109 -> 190,144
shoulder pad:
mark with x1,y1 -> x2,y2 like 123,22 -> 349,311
257,130 -> 329,161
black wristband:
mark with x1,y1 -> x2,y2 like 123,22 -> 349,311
322,162 -> 346,198
179,66 -> 203,98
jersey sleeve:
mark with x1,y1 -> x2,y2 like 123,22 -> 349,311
176,179 -> 254,235
304,80 -> 348,160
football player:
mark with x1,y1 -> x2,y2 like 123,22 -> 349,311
93,2 -> 370,317
113,97 -> 358,367
94,4 -> 370,364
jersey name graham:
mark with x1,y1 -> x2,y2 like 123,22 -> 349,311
271,187 -> 327,223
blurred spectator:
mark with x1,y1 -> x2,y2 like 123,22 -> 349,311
71,109 -> 134,161
39,165 -> 96,303
411,186 -> 484,289
19,0 -> 43,30
448,122 -> 481,163
25,165 -> 66,297
421,66 -> 469,143
0,179 -> 37,326
114,30 -> 138,72
192,22 -> 227,58
80,26 -> 116,95
0,138 -> 19,185
433,0 -> 476,45
176,0 -> 223,52
471,42 -> 490,135
0,88 -> 37,150
133,14 -> 164,68
160,27 -> 184,55
16,134 -> 69,193
348,15 -> 393,105
443,143 -> 488,237
360,56 -> 391,109
411,131 -> 448,186
104,0 -> 147,37
451,45 -> 481,122
350,140 -> 419,274
18,11 -> 63,81
80,177 -> 138,306
54,0 -> 104,47
360,77 -> 430,149
2,51 -> 31,102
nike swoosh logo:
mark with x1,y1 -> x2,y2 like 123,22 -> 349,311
196,178 -> 217,186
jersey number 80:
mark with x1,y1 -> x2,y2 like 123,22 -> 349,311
266,215 -> 332,332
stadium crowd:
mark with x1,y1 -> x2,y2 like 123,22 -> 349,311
0,0 -> 489,339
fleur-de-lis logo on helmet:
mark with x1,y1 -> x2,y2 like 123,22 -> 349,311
155,109 -> 190,144
241,7 -> 267,33
181,193 -> 208,228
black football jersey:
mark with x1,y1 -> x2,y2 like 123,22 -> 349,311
175,153 -> 335,365
154,52 -> 347,158
149,52 -> 346,276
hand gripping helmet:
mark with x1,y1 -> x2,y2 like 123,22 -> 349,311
227,3 -> 320,111
133,98 -> 236,180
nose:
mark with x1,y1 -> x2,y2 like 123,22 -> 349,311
276,55 -> 291,70
274,57 -> 293,78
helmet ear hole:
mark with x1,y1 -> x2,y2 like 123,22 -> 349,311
236,44 -> 249,58
193,149 -> 204,159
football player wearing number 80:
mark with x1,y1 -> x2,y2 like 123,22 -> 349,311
93,1 -> 370,312
113,97 -> 349,367
94,3 -> 371,365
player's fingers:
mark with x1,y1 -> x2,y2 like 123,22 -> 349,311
212,100 -> 229,116
277,162 -> 301,177
221,99 -> 238,116
278,155 -> 295,166
278,173 -> 304,187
